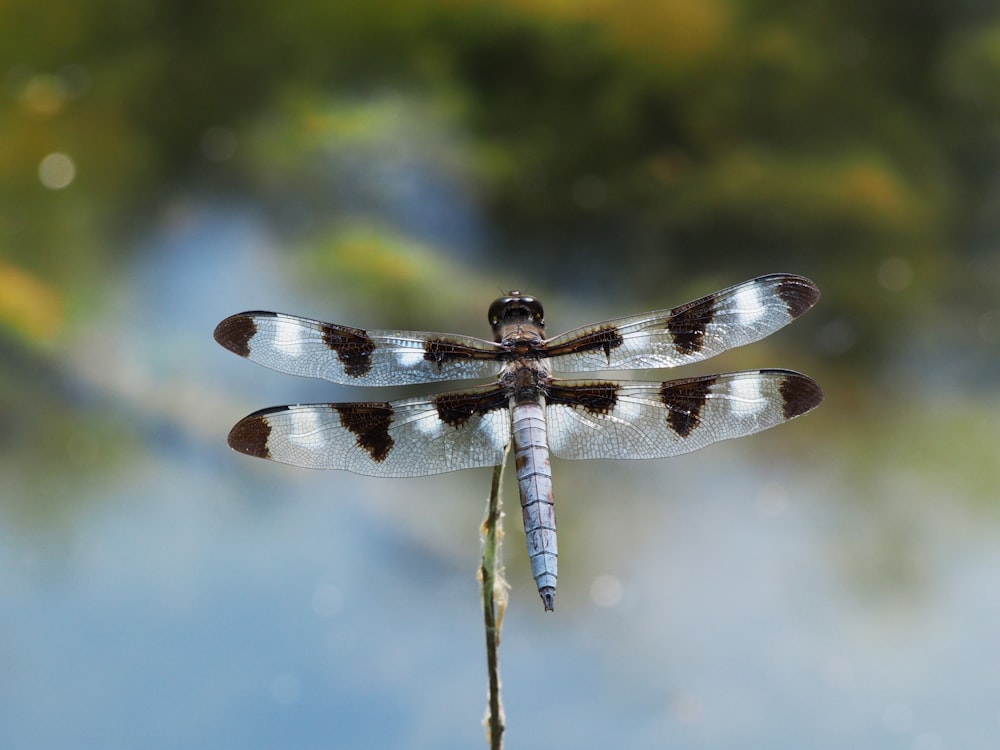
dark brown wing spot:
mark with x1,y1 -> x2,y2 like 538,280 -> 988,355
435,389 -> 509,428
772,370 -> 824,419
322,324 -> 377,378
424,338 -> 503,369
227,409 -> 275,458
545,327 -> 624,362
776,276 -> 821,318
667,294 -> 718,355
214,314 -> 259,358
660,376 -> 717,438
547,382 -> 619,416
336,403 -> 393,462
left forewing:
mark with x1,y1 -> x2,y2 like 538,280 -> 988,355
214,311 -> 503,386
546,370 -> 823,460
226,386 -> 512,476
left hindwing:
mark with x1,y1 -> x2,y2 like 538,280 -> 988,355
546,370 -> 823,460
226,385 -> 512,476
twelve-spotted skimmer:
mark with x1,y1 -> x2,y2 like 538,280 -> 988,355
215,274 -> 823,611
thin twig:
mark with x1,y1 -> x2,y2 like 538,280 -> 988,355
481,444 -> 509,749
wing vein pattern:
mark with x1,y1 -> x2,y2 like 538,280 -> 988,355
547,370 -> 822,460
227,385 -> 512,476
545,274 -> 819,372
214,312 -> 503,386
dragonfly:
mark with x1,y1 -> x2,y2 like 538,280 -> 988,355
214,273 -> 823,611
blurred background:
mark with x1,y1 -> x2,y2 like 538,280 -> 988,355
2,1 -> 999,748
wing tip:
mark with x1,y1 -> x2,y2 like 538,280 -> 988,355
774,275 -> 821,319
777,371 -> 824,419
227,409 -> 280,459
214,313 -> 259,358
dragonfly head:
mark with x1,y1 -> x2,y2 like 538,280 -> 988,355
488,291 -> 545,336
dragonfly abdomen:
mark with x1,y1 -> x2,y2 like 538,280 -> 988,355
512,399 -> 558,611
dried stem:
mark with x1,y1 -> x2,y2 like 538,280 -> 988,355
481,444 -> 509,749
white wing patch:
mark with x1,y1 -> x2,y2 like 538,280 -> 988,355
267,316 -> 309,357
393,346 -> 428,369
725,374 -> 767,415
407,409 -> 450,439
730,280 -> 767,325
288,407 -> 326,449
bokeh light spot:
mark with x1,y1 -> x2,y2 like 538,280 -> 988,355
21,73 -> 67,116
590,573 -> 623,607
38,153 -> 76,190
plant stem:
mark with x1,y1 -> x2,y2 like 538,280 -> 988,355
481,445 -> 509,749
